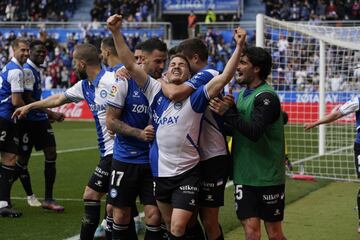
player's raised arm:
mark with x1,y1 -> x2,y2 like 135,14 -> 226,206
12,93 -> 69,119
107,14 -> 148,88
206,27 -> 246,98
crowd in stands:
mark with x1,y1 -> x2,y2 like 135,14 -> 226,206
264,0 -> 360,21
0,28 -> 164,89
90,0 -> 154,22
0,0 -> 76,22
266,32 -> 360,92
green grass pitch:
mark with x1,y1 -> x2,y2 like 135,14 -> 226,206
0,121 -> 357,239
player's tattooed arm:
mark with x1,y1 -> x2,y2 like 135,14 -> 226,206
106,105 -> 154,142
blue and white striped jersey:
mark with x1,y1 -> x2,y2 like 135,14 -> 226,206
185,66 -> 228,161
23,59 -> 48,121
338,97 -> 360,143
107,79 -> 150,164
143,77 -> 209,177
0,57 -> 24,120
64,68 -> 115,157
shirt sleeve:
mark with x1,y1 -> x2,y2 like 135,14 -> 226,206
107,79 -> 128,109
223,91 -> 281,142
8,69 -> 24,93
64,80 -> 84,102
338,98 -> 360,116
142,76 -> 161,105
190,85 -> 210,113
184,69 -> 218,90
23,69 -> 35,92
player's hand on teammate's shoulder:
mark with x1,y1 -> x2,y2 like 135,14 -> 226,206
115,67 -> 131,81
12,106 -> 30,119
107,14 -> 123,33
234,27 -> 247,47
139,125 -> 155,142
209,95 -> 234,116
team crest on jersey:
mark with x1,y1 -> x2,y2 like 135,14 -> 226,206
132,90 -> 140,98
174,102 -> 182,110
110,188 -> 118,198
100,89 -> 107,98
109,85 -> 118,97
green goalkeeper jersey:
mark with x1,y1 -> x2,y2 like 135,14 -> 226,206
232,83 -> 285,186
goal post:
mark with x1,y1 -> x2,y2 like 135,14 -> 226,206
256,14 -> 360,181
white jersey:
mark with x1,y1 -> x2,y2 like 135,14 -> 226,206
64,69 -> 115,157
338,97 -> 360,143
143,77 -> 210,177
185,66 -> 228,160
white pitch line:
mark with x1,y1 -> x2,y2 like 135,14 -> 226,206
32,146 -> 98,156
64,180 -> 235,240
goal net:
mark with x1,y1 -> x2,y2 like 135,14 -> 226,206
256,14 -> 360,181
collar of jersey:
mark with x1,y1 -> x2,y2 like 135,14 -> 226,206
110,63 -> 124,72
201,64 -> 213,71
91,67 -> 106,87
26,59 -> 41,72
11,57 -> 23,68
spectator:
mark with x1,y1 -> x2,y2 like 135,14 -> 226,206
326,0 -> 338,19
187,10 -> 197,38
205,8 -> 216,23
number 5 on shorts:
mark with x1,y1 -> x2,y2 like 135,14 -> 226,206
235,185 -> 243,200
111,170 -> 124,186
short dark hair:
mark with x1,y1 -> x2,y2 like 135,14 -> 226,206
30,40 -> 44,50
168,45 -> 178,59
101,36 -> 117,55
134,41 -> 144,50
74,43 -> 100,65
243,46 -> 272,81
141,38 -> 167,54
177,38 -> 208,62
12,38 -> 30,49
170,54 -> 191,70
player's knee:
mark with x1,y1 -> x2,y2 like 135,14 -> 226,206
2,152 -> 17,165
113,207 -> 131,224
245,229 -> 261,240
171,220 -> 187,236
44,147 -> 57,161
83,186 -> 103,200
201,215 -> 218,231
16,155 -> 30,166
144,205 -> 161,225
268,232 -> 286,240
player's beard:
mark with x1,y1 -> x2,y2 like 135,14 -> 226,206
76,68 -> 88,80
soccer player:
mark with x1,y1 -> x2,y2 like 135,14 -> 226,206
99,36 -> 144,239
12,43 -> 115,239
134,42 -> 144,66
105,38 -> 164,240
161,38 -> 229,240
0,38 -> 29,217
107,14 -> 245,239
304,101 -> 360,233
209,46 -> 287,240
16,40 -> 65,211
101,36 -> 123,73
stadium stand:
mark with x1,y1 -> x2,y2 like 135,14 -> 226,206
90,0 -> 155,22
263,0 -> 360,21
0,0 -> 76,22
